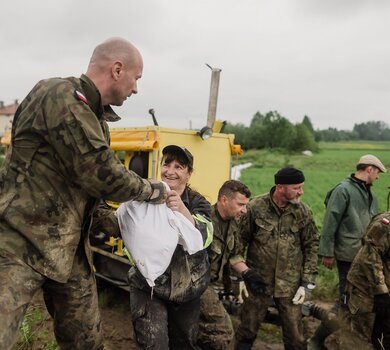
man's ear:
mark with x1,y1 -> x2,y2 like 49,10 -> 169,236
220,195 -> 228,205
111,61 -> 123,81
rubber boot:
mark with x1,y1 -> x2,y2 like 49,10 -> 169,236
307,322 -> 330,350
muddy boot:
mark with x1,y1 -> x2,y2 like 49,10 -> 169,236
307,323 -> 329,350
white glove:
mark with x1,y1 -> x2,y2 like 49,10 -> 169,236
292,286 -> 305,305
237,281 -> 249,304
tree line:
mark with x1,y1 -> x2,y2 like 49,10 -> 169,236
222,111 -> 390,152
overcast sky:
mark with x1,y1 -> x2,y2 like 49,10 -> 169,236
1,0 -> 389,131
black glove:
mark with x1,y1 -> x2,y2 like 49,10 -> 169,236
373,293 -> 390,313
242,268 -> 267,295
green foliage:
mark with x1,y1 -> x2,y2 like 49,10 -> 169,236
289,123 -> 319,153
353,120 -> 390,140
225,111 -> 321,153
15,305 -> 59,350
313,265 -> 339,301
302,115 -> 314,134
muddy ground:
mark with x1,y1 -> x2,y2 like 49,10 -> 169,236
14,285 -> 336,350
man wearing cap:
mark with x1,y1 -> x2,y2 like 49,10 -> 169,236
310,154 -> 387,349
233,167 -> 319,350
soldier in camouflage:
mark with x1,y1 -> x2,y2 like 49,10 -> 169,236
0,37 -> 167,350
335,212 -> 390,350
233,167 -> 319,350
197,180 -> 251,350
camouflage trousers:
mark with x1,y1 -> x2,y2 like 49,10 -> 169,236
236,294 -> 306,350
129,285 -> 201,350
197,285 -> 234,349
0,248 -> 103,350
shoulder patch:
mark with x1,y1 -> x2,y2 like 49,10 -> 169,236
74,90 -> 88,104
381,217 -> 390,225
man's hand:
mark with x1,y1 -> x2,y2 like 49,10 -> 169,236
322,256 -> 335,269
146,180 -> 169,204
373,293 -> 390,313
242,268 -> 267,296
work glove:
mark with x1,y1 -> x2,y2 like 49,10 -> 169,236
242,268 -> 267,296
292,286 -> 306,305
373,293 -> 390,313
145,179 -> 169,204
230,275 -> 248,304
292,283 -> 316,305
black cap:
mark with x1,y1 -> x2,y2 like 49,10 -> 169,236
162,145 -> 194,168
274,167 -> 305,185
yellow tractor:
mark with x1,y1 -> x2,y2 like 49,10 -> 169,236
91,66 -> 243,289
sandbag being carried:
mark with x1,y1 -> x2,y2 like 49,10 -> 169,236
116,200 -> 203,287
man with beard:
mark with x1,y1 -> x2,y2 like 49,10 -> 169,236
233,167 -> 319,350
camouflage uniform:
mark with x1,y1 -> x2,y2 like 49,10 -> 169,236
235,187 -> 319,350
336,212 -> 390,350
128,186 -> 212,350
0,74 -> 153,350
198,204 -> 242,350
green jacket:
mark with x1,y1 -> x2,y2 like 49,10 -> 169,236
346,212 -> 390,314
208,204 -> 240,284
0,74 -> 152,283
238,187 -> 319,298
319,176 -> 379,262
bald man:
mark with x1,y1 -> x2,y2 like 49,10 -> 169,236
0,37 -> 167,350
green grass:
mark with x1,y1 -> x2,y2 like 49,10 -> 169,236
15,305 -> 59,350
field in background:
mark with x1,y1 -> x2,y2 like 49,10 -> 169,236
237,142 -> 390,228
236,141 -> 390,300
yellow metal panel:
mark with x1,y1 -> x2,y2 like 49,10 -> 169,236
108,126 -> 240,204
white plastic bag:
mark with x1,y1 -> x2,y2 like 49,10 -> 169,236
116,201 -> 203,287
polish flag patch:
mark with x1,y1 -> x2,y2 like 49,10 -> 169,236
74,90 -> 88,104
381,218 -> 390,225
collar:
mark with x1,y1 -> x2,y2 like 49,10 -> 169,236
270,186 -> 291,213
181,186 -> 190,207
350,173 -> 372,189
214,203 -> 230,222
80,74 -> 121,122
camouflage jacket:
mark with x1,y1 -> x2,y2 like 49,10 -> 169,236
129,186 -> 212,303
208,204 -> 241,284
319,176 -> 379,262
346,212 -> 390,314
0,74 -> 152,282
237,187 -> 319,298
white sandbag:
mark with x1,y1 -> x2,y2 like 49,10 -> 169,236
116,201 -> 203,287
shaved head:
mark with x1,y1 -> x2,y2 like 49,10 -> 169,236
88,37 -> 140,71
85,37 -> 143,106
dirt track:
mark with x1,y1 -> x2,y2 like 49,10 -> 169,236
14,286 -> 333,350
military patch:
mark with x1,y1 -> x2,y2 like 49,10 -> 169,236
381,217 -> 390,225
74,90 -> 88,104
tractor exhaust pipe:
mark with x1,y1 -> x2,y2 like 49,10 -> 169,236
206,64 -> 222,129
